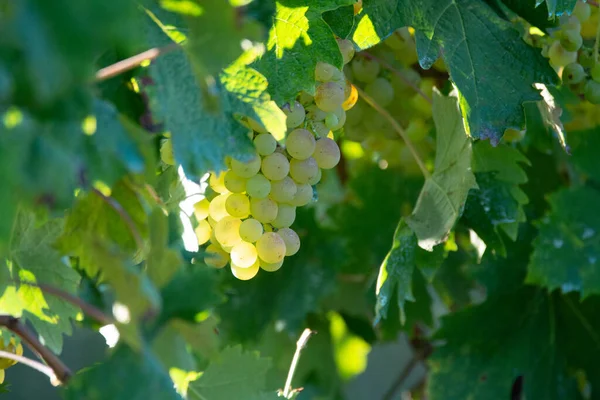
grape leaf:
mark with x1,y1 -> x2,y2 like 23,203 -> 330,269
323,5 -> 356,39
494,0 -> 555,30
0,210 -> 79,353
254,0 -> 355,104
187,346 -> 273,400
526,186 -> 600,298
570,126 -> 600,184
64,345 -> 181,400
349,0 -> 558,143
541,0 -> 578,16
406,90 -> 477,251
146,210 -> 183,288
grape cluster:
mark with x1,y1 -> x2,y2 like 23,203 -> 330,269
0,335 -> 23,384
188,39 -> 356,280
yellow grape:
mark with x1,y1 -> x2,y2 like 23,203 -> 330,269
256,232 -> 286,264
231,153 -> 262,178
239,218 -> 263,242
223,170 -> 247,193
230,241 -> 258,268
195,220 -> 212,245
208,193 -> 231,221
215,216 -> 243,247
204,244 -> 229,269
231,259 -> 260,280
260,258 -> 284,272
250,197 -> 278,223
290,157 -> 320,184
209,172 -> 228,193
193,198 -> 210,220
277,228 -> 301,256
225,193 -> 250,218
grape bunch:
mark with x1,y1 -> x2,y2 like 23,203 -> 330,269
187,39 -> 356,280
0,335 -> 23,384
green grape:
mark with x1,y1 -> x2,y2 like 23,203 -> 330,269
336,38 -> 355,64
272,204 -> 296,228
351,57 -> 380,83
215,216 -> 243,247
290,183 -> 313,206
315,82 -> 345,112
254,133 -> 277,156
282,101 -> 306,128
231,154 -> 262,178
239,218 -> 263,242
286,128 -> 316,160
256,232 -> 287,263
231,259 -> 260,280
225,193 -> 250,218
584,80 -> 600,104
315,62 -> 343,82
560,29 -> 583,51
547,41 -> 578,67
307,167 -> 322,185
365,77 -> 394,107
310,121 -> 331,138
573,1 -> 591,22
246,173 -> 271,198
325,108 -> 346,131
230,241 -> 258,268
561,15 -> 581,32
195,220 -> 212,245
580,47 -> 595,68
224,170 -> 247,193
591,64 -> 600,82
204,244 -> 229,269
562,62 -> 586,84
312,138 -> 341,169
194,198 -> 210,220
277,227 -> 300,256
270,176 -> 297,203
307,104 -> 327,121
160,139 -> 175,165
260,258 -> 283,272
209,172 -> 228,193
261,152 -> 290,181
209,193 -> 231,221
250,197 -> 278,223
405,119 -> 428,142
298,91 -> 314,105
290,157 -> 320,184
248,118 -> 268,134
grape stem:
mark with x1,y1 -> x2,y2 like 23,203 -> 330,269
0,350 -> 58,384
95,43 -> 180,82
93,188 -> 144,251
360,52 -> 432,104
0,315 -> 72,384
282,328 -> 315,398
356,86 -> 431,179
588,0 -> 598,7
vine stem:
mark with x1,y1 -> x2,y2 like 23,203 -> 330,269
356,86 -> 431,179
360,52 -> 432,104
92,188 -> 144,251
282,328 -> 315,398
0,350 -> 58,383
95,43 -> 180,82
0,315 -> 72,384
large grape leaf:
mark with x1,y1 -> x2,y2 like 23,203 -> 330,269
406,90 -> 477,251
526,186 -> 600,298
187,346 -> 274,400
349,0 -> 558,143
541,0 -> 578,16
254,0 -> 355,104
0,211 -> 79,354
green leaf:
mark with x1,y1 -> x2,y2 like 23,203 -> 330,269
64,345 -> 181,400
323,5 -> 356,39
495,0 -> 555,30
406,90 -> 477,251
526,186 -> 600,298
0,210 -> 79,353
254,0 -> 354,104
350,0 -> 558,143
187,346 -> 273,400
570,126 -> 600,184
541,0 -> 578,16
146,210 -> 183,288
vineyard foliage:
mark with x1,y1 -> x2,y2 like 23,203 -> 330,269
1,0 -> 600,399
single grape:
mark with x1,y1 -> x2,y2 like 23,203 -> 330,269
272,204 -> 296,229
562,62 -> 586,84
270,176 -> 297,203
584,80 -> 600,104
289,157 -> 320,184
254,133 -> 277,156
560,29 -> 583,51
277,228 -> 300,256
547,42 -> 578,67
573,1 -> 591,22
250,197 -> 279,223
336,38 -> 355,64
307,167 -> 322,185
351,57 -> 380,83
204,244 -> 229,269
286,129 -> 316,160
231,259 -> 260,280
315,82 -> 345,112
259,258 -> 283,272
315,62 -> 343,82
248,118 -> 268,134
261,152 -> 290,181
239,218 -> 263,242
591,64 -> 600,82
580,47 -> 596,68
195,219 -> 212,245
194,198 -> 210,220
282,101 -> 306,129
306,104 -> 327,121
225,193 -> 250,218
310,121 -> 331,138
231,153 -> 262,178
246,173 -> 271,198
312,138 -> 341,169
342,82 -> 358,111
405,119 -> 428,142
290,183 -> 313,206
160,139 -> 175,165
365,77 -> 394,107
215,216 -> 243,247
209,193 -> 232,221
325,108 -> 346,131
256,232 -> 287,264
230,241 -> 258,268
209,172 -> 228,193
224,170 -> 247,193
